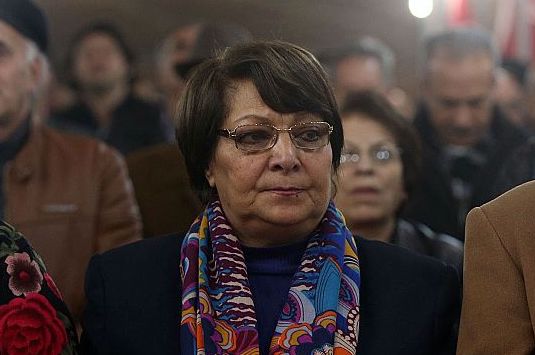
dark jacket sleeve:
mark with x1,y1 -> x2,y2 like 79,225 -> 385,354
435,263 -> 461,355
80,254 -> 107,354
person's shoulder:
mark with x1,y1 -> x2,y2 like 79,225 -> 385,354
42,125 -> 100,150
481,180 -> 535,217
41,125 -> 121,159
402,219 -> 463,250
94,233 -> 184,269
85,234 -> 185,302
397,219 -> 464,268
356,236 -> 460,354
0,221 -> 36,261
356,236 -> 458,285
0,220 -> 21,243
357,235 -> 448,269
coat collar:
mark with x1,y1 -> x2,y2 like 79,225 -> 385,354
9,116 -> 45,182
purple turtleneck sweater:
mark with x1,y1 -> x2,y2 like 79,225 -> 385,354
242,240 -> 308,355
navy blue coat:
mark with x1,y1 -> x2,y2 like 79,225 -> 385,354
80,234 -> 460,354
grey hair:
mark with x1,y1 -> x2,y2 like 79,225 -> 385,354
323,36 -> 396,87
423,27 -> 499,72
24,40 -> 50,102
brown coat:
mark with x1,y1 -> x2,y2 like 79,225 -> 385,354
458,181 -> 535,354
126,143 -> 202,238
3,123 -> 142,321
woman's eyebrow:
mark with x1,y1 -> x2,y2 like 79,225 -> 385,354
232,114 -> 271,124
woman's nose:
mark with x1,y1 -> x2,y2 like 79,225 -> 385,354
354,152 -> 374,174
268,132 -> 301,172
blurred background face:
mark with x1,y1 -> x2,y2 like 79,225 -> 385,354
494,67 -> 527,127
335,113 -> 405,227
425,50 -> 495,147
0,21 -> 38,140
72,32 -> 129,92
334,55 -> 385,102
155,24 -> 200,99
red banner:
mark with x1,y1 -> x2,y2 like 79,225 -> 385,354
495,0 -> 535,60
447,0 -> 474,26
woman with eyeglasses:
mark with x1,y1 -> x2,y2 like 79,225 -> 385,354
335,91 -> 463,270
81,41 -> 460,354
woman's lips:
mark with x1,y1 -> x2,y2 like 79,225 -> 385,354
266,187 -> 305,196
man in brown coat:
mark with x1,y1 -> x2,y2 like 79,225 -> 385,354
458,180 -> 535,354
0,0 -> 141,324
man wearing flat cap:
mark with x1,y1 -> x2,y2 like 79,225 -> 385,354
0,0 -> 141,325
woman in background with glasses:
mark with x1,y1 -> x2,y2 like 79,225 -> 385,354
81,41 -> 460,354
336,91 -> 463,270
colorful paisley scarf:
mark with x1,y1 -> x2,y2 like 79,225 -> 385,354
180,199 -> 360,354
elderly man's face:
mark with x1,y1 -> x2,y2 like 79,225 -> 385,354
494,68 -> 527,127
0,21 -> 38,140
425,50 -> 495,147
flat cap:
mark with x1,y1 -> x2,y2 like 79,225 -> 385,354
0,0 -> 48,52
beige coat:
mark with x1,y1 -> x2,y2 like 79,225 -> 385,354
457,181 -> 535,354
4,124 -> 142,322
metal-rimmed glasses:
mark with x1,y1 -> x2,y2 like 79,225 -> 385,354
217,121 -> 333,152
340,144 -> 402,165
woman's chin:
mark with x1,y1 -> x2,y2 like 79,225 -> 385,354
345,208 -> 389,226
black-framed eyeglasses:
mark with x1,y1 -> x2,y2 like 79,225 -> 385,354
217,121 -> 333,152
340,145 -> 402,165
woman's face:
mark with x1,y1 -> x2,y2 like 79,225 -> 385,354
205,80 -> 333,247
335,113 -> 406,227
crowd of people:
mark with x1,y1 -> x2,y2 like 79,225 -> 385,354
1,0 -> 535,354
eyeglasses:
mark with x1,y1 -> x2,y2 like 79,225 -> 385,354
217,121 -> 333,152
340,145 -> 402,165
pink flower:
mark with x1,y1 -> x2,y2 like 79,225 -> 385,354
5,252 -> 43,296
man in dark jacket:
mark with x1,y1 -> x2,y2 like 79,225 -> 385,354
49,22 -> 169,156
404,27 -> 526,240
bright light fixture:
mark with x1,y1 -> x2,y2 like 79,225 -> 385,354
408,0 -> 433,19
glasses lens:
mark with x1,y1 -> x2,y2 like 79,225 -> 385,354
374,148 -> 392,161
340,152 -> 359,164
290,123 -> 331,149
234,125 -> 276,151
372,146 -> 400,163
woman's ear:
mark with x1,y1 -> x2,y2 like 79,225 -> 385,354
205,164 -> 216,188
